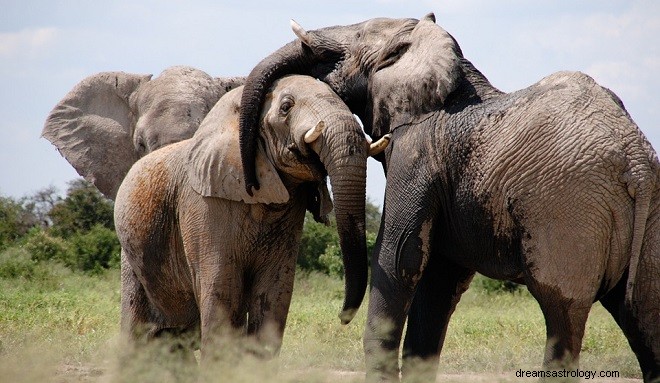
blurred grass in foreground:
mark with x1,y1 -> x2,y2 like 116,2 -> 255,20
0,268 -> 641,382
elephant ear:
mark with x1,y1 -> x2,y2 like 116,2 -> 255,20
187,89 -> 289,204
305,181 -> 334,225
369,15 -> 461,131
42,72 -> 151,199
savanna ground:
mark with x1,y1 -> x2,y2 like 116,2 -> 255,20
0,265 -> 643,383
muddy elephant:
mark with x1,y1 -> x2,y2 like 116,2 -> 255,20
115,75 -> 388,358
235,14 -> 660,382
42,66 -> 243,199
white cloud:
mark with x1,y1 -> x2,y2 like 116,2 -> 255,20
0,27 -> 59,58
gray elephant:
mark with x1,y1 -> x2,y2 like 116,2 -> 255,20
235,14 -> 660,382
42,66 -> 244,199
115,75 -> 388,359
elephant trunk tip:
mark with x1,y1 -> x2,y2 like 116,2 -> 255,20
245,181 -> 259,196
339,308 -> 358,325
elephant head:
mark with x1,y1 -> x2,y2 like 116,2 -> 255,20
187,75 -> 377,324
43,66 -> 244,199
238,14 -> 465,184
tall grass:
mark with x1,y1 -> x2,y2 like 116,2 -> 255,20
0,267 -> 641,382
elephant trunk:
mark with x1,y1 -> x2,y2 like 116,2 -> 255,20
239,41 -> 316,195
239,31 -> 346,196
317,114 -> 368,325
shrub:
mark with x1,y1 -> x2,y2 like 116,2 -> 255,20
0,247 -> 36,279
0,196 -> 38,250
22,228 -> 71,263
316,232 -> 378,278
67,224 -> 121,274
48,179 -> 114,238
298,214 -> 338,271
318,244 -> 343,278
475,274 -> 522,294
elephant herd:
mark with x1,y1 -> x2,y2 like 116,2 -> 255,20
43,13 -> 659,383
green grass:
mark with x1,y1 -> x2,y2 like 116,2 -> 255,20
0,268 -> 642,382
440,287 -> 640,378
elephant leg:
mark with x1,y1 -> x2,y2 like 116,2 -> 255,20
246,258 -> 297,358
537,297 -> 590,374
198,261 -> 247,362
401,257 -> 475,380
120,252 -> 164,340
521,213 -> 611,377
524,254 -> 593,376
600,273 -> 660,382
364,219 -> 436,381
365,265 -> 417,382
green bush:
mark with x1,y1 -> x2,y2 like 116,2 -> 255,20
475,274 -> 522,294
318,244 -> 343,278
48,179 -> 114,238
0,196 -> 38,250
0,246 -> 66,287
67,224 -> 121,274
0,247 -> 36,279
22,228 -> 71,263
317,232 -> 378,278
298,214 -> 339,271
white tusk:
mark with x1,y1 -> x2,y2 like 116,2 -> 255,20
290,19 -> 308,40
304,121 -> 326,143
369,134 -> 391,156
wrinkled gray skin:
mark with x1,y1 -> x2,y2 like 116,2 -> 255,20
114,75 -> 368,359
42,66 -> 244,199
238,14 -> 660,382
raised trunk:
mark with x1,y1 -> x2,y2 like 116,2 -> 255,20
318,120 -> 368,324
239,29 -> 347,196
239,41 -> 315,195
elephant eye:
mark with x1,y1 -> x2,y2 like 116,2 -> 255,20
136,137 -> 147,157
279,97 -> 295,116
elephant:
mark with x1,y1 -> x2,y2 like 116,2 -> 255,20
235,13 -> 660,382
114,75 -> 388,360
42,66 -> 244,199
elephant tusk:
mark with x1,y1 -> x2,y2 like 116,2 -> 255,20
304,121 -> 326,143
290,19 -> 308,40
368,134 -> 391,156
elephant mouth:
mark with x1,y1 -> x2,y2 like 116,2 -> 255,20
296,152 -> 328,182
279,144 -> 327,183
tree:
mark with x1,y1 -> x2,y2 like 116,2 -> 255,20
23,186 -> 61,228
365,197 -> 382,234
48,179 -> 114,237
0,196 -> 29,249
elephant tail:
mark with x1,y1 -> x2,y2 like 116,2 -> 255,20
624,168 -> 657,310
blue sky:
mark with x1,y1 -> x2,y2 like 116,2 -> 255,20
1,1 -> 658,207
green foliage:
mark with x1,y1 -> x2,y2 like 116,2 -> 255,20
0,247 -> 67,288
297,198 -> 381,276
0,196 -> 38,250
0,179 -> 120,276
317,243 -> 343,277
22,227 -> 71,263
0,247 -> 36,279
49,179 -> 114,237
318,232 -> 378,278
67,224 -> 121,274
298,213 -> 339,271
474,273 -> 522,294
364,197 -> 382,234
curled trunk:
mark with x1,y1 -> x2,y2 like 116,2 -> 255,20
239,41 -> 314,195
